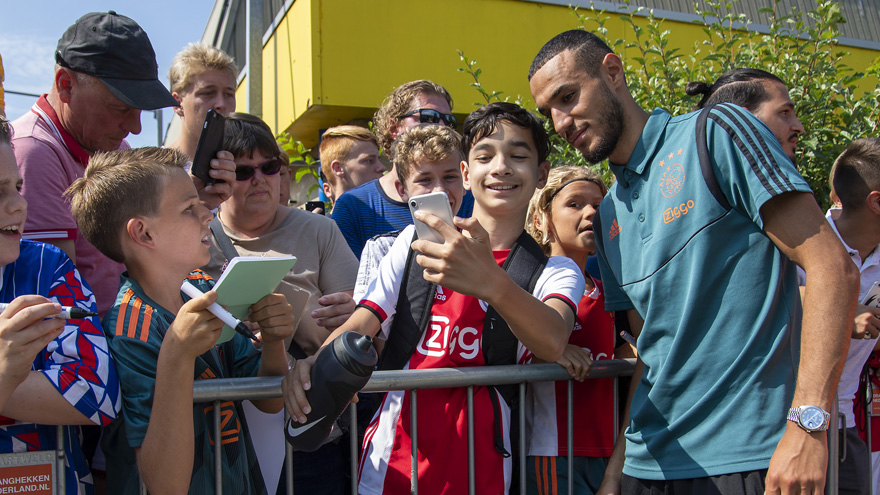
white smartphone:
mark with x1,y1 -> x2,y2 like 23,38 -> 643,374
408,192 -> 455,244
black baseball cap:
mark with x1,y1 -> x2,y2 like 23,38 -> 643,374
55,11 -> 178,110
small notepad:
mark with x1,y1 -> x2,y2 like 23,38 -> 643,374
213,256 -> 297,343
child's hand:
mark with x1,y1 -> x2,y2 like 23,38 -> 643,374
557,344 -> 593,381
0,296 -> 65,388
282,354 -> 317,423
853,304 -> 880,340
312,292 -> 355,330
411,212 -> 504,302
167,291 -> 223,359
249,293 -> 295,344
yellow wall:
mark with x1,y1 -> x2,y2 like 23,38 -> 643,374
261,0 -> 880,146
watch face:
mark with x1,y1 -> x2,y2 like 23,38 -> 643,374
800,407 -> 825,430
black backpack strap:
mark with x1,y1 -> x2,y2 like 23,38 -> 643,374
377,231 -> 437,371
210,214 -> 240,262
483,231 -> 548,457
696,104 -> 732,211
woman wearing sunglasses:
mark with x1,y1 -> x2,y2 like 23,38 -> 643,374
201,113 -> 359,494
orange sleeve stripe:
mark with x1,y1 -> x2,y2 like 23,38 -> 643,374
138,305 -> 153,342
187,270 -> 213,281
115,290 -> 134,337
126,297 -> 143,339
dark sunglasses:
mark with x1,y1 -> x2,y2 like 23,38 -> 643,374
401,108 -> 457,127
235,158 -> 284,181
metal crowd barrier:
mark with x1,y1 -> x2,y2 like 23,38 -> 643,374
187,360 -> 635,495
30,357 -> 857,494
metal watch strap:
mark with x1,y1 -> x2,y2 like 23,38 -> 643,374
787,406 -> 831,432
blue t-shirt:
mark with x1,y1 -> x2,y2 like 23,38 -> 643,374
594,105 -> 811,480
0,240 -> 119,495
332,178 -> 475,258
101,271 -> 266,494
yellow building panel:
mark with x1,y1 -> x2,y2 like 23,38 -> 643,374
263,0 -> 317,134
260,0 -> 879,146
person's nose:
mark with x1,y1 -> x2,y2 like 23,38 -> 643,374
123,109 -> 142,135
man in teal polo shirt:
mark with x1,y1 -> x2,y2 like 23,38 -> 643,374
529,30 -> 859,495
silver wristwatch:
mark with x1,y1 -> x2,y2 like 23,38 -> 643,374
787,405 -> 831,432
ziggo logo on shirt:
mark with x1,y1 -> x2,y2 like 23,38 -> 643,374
417,315 -> 481,360
662,199 -> 695,224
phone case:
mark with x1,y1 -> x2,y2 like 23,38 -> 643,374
408,192 -> 454,244
191,109 -> 226,184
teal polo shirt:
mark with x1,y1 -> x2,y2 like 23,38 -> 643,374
594,105 -> 810,480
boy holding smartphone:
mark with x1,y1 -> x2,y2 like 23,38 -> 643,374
285,102 -> 585,495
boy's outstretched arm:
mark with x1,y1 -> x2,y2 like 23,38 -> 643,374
249,293 -> 296,413
136,292 -> 223,494
411,213 -> 578,362
0,296 -> 66,414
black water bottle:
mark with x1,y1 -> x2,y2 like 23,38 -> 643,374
285,331 -> 377,451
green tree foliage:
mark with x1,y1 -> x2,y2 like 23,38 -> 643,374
277,132 -> 321,199
460,0 -> 880,209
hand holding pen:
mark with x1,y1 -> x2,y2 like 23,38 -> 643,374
0,296 -> 68,389
0,302 -> 97,319
180,281 -> 259,342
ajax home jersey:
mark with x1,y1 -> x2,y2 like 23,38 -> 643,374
356,225 -> 583,495
526,276 -> 616,458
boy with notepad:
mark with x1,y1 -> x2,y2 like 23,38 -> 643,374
66,147 -> 295,495
284,102 -> 585,495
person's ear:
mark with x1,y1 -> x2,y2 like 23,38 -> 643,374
55,68 -> 75,103
461,160 -> 472,191
171,92 -> 185,118
330,160 -> 345,178
536,160 -> 551,189
866,191 -> 880,216
389,122 -> 402,143
126,217 -> 154,249
395,179 -> 409,201
322,182 -> 334,203
602,53 -> 626,91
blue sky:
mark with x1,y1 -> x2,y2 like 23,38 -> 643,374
1,1 -> 215,148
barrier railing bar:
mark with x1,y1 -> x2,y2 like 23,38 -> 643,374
411,389 -> 418,495
467,386 -> 475,495
192,361 -> 637,402
285,437 -> 294,495
868,373 -> 873,495
55,425 -> 65,495
826,400 -> 838,495
613,376 -> 619,443
349,404 -> 358,495
214,400 -> 222,495
519,382 -> 526,495
567,379 -> 574,495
